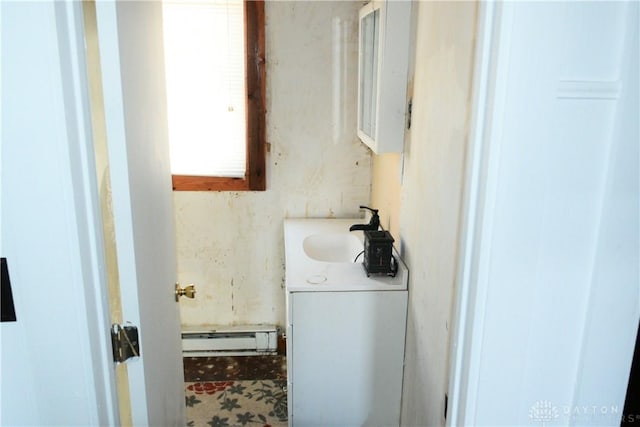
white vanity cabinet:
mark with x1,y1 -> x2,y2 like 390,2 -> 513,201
284,219 -> 409,426
357,1 -> 412,154
286,290 -> 407,426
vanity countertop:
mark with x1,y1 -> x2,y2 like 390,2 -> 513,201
284,218 -> 408,292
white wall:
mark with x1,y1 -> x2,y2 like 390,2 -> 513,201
1,2 -> 115,424
174,1 -> 371,328
391,2 -> 478,425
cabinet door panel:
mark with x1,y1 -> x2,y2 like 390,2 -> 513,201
290,291 -> 407,426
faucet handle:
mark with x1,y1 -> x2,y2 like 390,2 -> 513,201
359,205 -> 379,215
359,206 -> 380,230
349,206 -> 381,231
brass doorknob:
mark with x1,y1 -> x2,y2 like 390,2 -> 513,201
175,283 -> 196,301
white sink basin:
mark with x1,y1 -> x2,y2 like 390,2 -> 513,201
284,218 -> 408,292
303,233 -> 363,263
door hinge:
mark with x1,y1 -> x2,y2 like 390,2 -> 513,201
407,98 -> 413,130
111,324 -> 140,363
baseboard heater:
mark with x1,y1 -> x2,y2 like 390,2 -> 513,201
182,325 -> 278,357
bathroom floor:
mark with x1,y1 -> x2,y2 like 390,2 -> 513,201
183,355 -> 287,427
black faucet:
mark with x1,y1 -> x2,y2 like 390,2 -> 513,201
349,206 -> 380,231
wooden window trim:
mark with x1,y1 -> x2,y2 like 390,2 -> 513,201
172,0 -> 266,191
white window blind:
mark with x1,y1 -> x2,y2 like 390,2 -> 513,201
162,0 -> 247,177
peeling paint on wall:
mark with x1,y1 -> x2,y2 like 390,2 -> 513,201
174,1 -> 371,328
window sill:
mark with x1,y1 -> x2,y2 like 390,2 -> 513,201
172,175 -> 265,191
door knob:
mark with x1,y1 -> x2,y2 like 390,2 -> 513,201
175,283 -> 196,301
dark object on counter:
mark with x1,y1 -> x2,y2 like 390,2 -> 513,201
363,230 -> 397,277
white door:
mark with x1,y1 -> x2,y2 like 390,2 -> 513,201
0,1 -> 183,424
94,2 -> 185,425
448,1 -> 639,425
1,2 -> 120,424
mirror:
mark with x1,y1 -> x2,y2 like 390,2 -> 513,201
358,6 -> 379,140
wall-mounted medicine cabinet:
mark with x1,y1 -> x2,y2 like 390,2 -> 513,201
357,1 -> 412,154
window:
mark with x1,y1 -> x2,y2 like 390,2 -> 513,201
163,0 -> 266,191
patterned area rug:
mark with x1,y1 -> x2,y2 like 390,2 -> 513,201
184,356 -> 288,426
185,380 -> 287,427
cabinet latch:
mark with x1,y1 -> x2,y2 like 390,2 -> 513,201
111,324 -> 140,363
